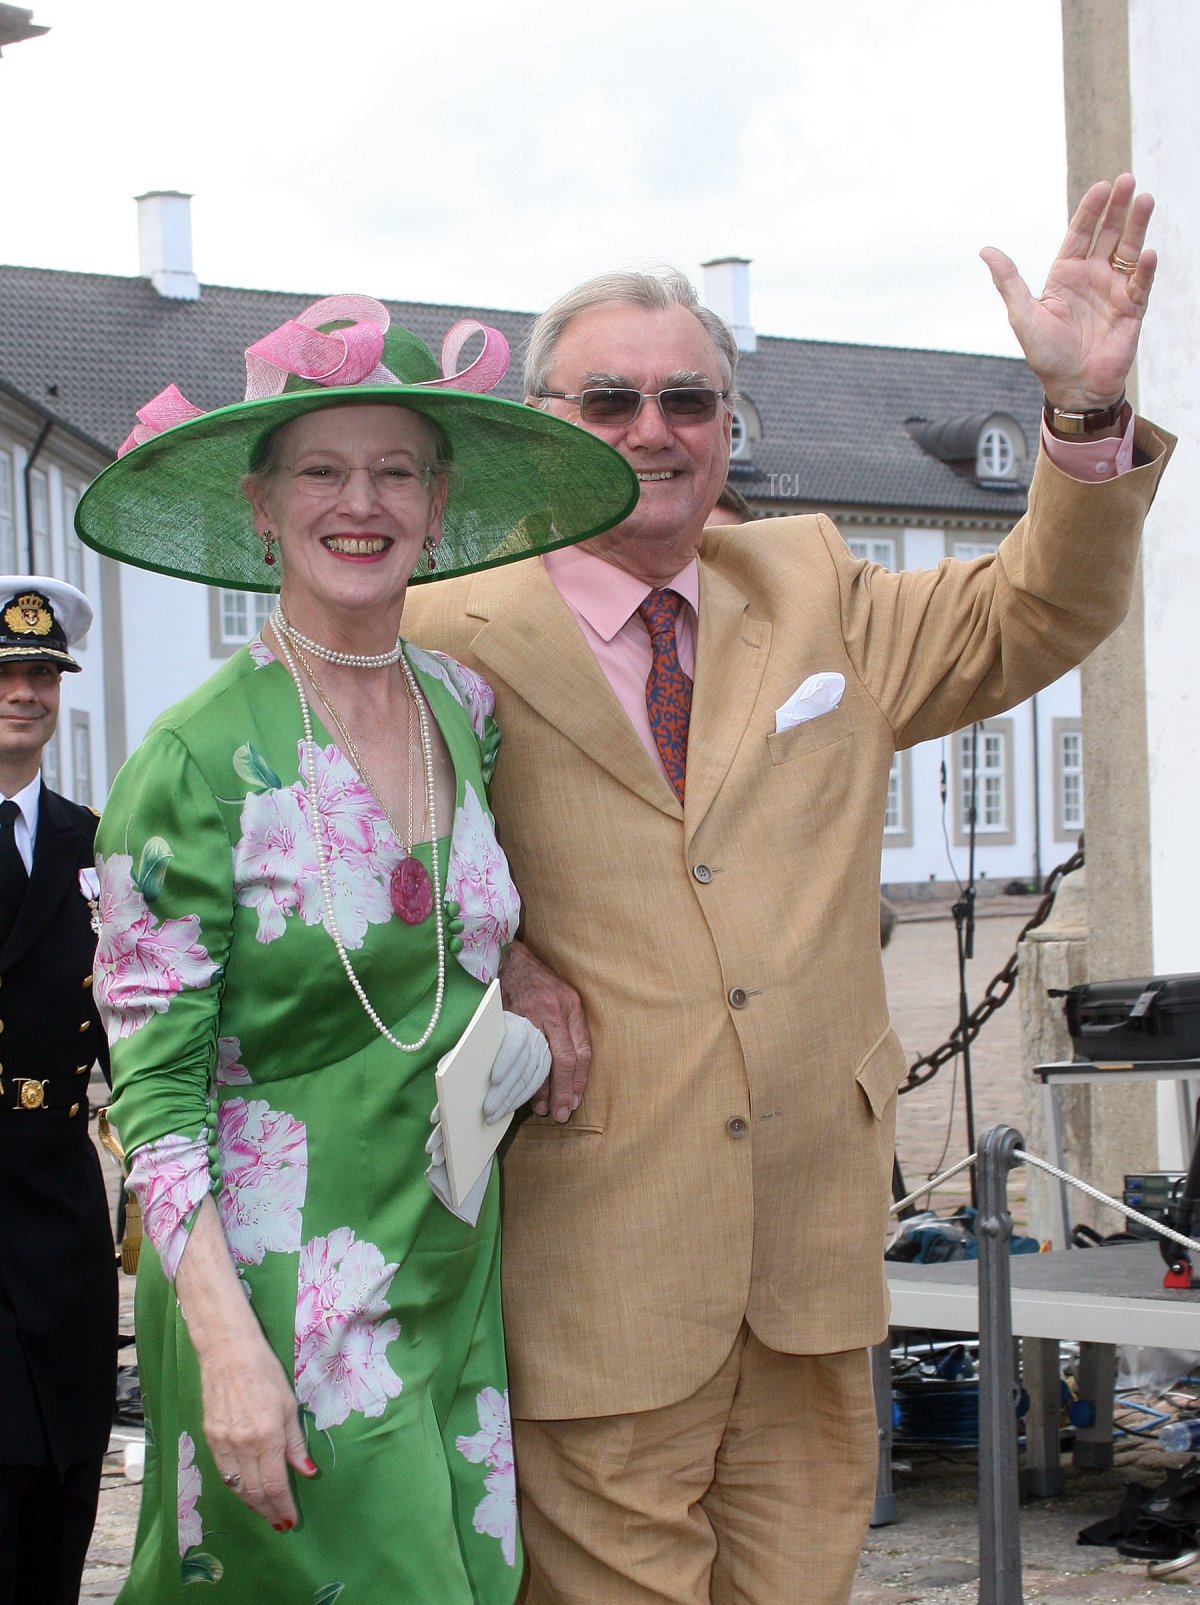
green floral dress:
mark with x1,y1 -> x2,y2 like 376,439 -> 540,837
96,640 -> 522,1603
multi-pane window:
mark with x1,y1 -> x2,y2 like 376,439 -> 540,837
959,726 -> 1007,833
952,540 -> 997,562
979,427 -> 1014,478
70,712 -> 93,807
63,485 -> 86,592
1059,726 -> 1084,833
219,589 -> 273,646
0,450 -> 16,571
884,753 -> 905,834
41,729 -> 61,792
846,536 -> 896,570
29,468 -> 51,574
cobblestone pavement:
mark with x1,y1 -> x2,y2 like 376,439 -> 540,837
82,897 -> 1200,1601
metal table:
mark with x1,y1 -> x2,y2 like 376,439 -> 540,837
877,1240 -> 1200,1516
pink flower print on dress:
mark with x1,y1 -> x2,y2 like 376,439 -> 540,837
456,1387 -> 517,1567
217,1098 -> 308,1267
234,743 -> 392,948
127,1133 -> 211,1281
445,783 -> 520,983
407,644 -> 496,740
294,1227 -> 403,1431
215,1036 -> 252,1086
93,854 -> 219,1040
233,781 -> 318,943
177,1431 -> 203,1556
247,637 -> 275,669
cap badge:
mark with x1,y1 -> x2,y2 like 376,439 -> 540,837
4,595 -> 53,638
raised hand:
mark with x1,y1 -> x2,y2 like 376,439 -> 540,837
981,174 -> 1156,411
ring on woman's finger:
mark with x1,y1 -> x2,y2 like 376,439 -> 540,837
221,1471 -> 244,1489
1110,251 -> 1139,275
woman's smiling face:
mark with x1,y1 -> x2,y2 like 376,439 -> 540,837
244,403 -> 447,636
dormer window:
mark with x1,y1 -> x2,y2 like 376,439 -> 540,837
979,426 -> 1014,478
729,410 -> 747,460
974,414 -> 1024,483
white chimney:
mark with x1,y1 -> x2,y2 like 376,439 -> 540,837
136,190 -> 200,301
701,256 -> 756,354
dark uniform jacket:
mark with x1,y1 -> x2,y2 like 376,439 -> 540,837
0,784 -> 117,1471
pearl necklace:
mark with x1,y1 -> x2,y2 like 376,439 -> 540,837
290,640 -> 419,856
269,620 -> 447,1054
273,604 -> 405,669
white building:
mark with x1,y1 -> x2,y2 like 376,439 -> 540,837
0,194 -> 1080,893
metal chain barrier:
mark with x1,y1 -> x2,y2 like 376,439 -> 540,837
899,845 -> 1085,1095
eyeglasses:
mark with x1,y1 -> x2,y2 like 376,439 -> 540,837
535,386 -> 728,427
277,458 -> 435,502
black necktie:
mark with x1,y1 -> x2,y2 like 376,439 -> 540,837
0,799 -> 29,944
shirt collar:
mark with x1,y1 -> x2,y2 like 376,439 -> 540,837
2,774 -> 41,842
543,545 -> 700,642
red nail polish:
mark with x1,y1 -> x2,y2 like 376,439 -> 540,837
273,1523 -> 286,1533
302,1457 -> 317,1474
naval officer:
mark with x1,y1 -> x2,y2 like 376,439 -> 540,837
0,577 -> 117,1605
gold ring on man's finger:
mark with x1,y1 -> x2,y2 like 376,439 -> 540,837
1110,251 -> 1139,275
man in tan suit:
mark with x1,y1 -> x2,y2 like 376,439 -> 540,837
406,177 -> 1170,1603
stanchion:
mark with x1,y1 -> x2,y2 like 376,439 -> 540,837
976,1124 -> 1025,1605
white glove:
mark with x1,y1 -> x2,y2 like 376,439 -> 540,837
482,1012 -> 552,1124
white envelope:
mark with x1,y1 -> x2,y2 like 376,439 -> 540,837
775,672 -> 846,734
433,978 -> 507,1207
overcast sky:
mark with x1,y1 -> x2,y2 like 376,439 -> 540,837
3,0 -> 1070,356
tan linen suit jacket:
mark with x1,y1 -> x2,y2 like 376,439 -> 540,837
406,424 -> 1171,1420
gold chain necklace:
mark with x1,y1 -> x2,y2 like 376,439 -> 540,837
267,619 -> 446,1052
290,641 -> 419,855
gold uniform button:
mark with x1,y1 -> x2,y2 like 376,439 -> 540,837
82,975 -> 94,989
78,1020 -> 91,1033
0,1019 -> 4,1033
68,1103 -> 80,1118
76,1063 -> 90,1076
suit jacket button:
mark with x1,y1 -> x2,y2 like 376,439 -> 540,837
693,864 -> 713,884
728,987 -> 748,1009
726,1117 -> 748,1138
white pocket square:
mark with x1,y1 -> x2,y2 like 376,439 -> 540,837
775,672 -> 846,734
78,867 -> 100,901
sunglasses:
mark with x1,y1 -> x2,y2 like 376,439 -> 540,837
536,386 -> 728,427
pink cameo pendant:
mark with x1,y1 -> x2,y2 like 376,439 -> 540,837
390,856 -> 433,925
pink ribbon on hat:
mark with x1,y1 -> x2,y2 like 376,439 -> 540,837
423,320 -> 510,393
117,295 -> 512,456
117,384 -> 205,458
244,294 -> 394,399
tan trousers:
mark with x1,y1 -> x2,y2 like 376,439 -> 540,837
514,1327 -> 876,1605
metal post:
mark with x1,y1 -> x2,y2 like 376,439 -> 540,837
976,1124 -> 1025,1604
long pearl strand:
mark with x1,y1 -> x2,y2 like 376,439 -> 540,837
273,604 -> 405,669
270,620 -> 447,1054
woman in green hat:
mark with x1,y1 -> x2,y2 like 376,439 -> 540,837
77,295 -> 635,1602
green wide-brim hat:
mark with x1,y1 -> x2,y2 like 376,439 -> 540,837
75,295 -> 638,592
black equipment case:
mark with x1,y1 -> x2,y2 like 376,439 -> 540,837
1053,974 -> 1200,1062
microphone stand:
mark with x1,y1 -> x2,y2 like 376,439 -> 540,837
953,723 -> 981,1209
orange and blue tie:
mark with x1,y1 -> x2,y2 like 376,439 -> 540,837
637,588 -> 692,802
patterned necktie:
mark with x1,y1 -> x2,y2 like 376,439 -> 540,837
0,799 -> 28,944
637,589 -> 692,802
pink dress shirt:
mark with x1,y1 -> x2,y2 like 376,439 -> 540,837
541,421 -> 1135,792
